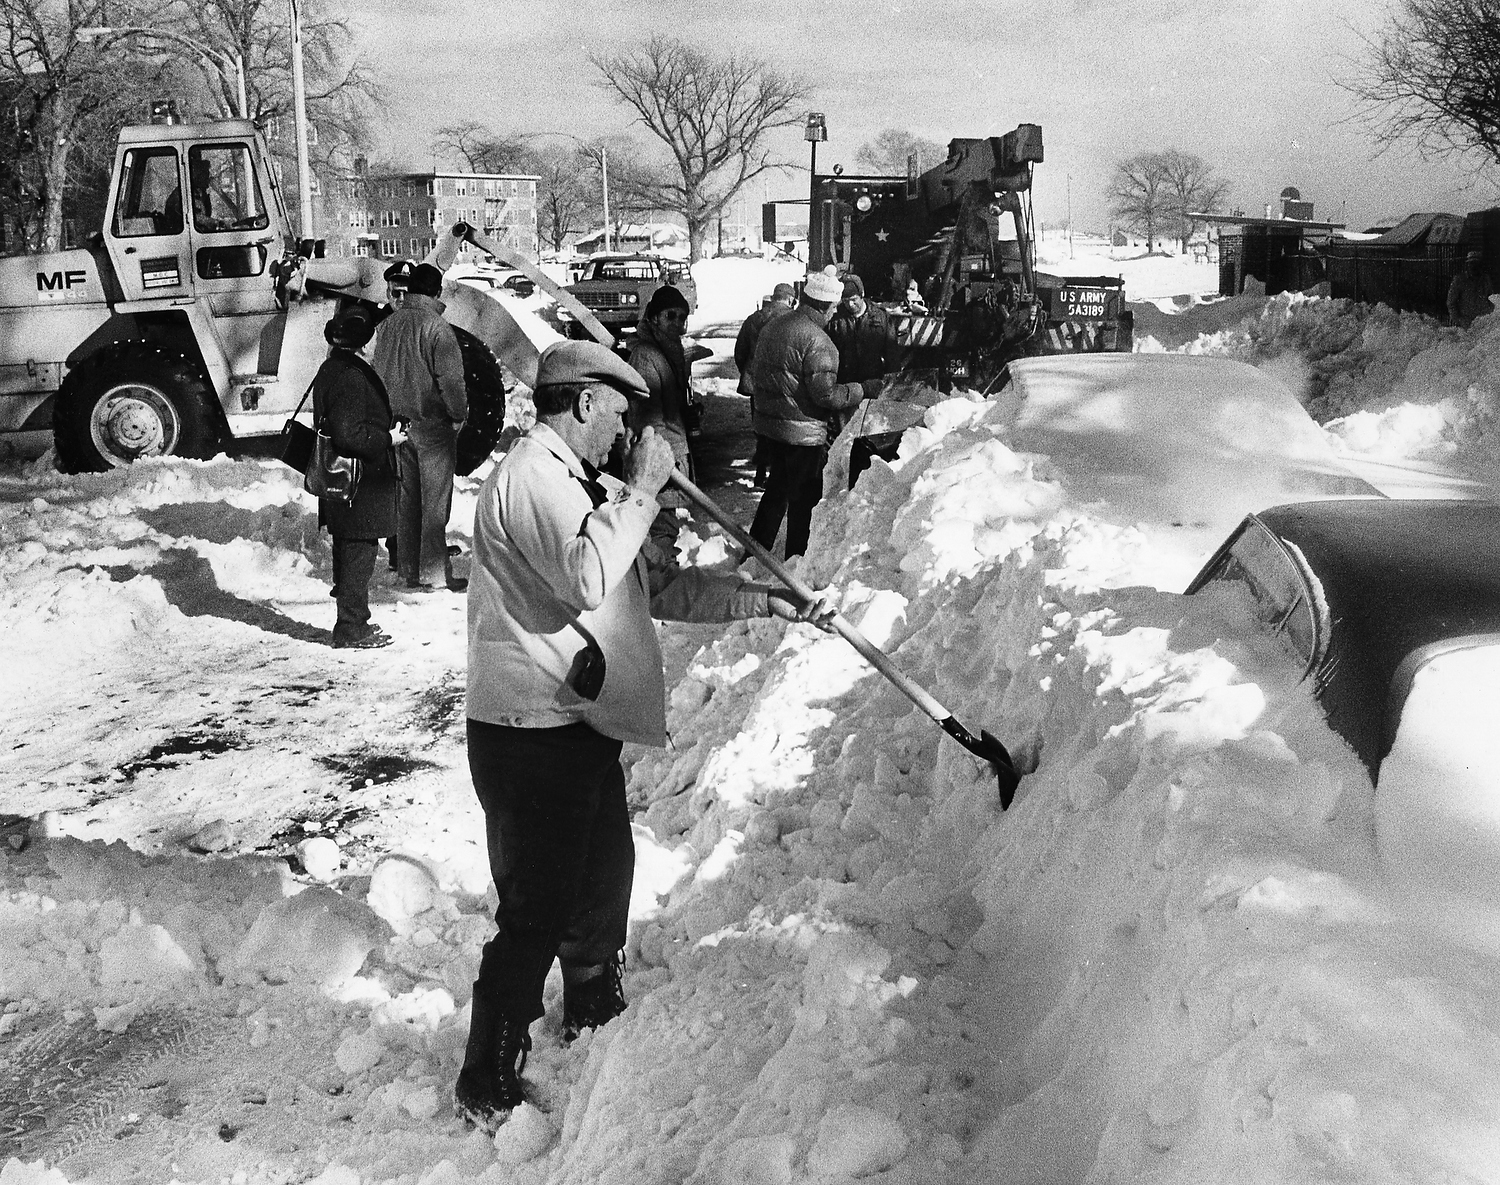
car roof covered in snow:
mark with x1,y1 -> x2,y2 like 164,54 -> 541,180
1245,498 -> 1500,773
994,354 -> 1380,589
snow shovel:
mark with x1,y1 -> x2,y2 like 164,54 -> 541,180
666,471 -> 1021,808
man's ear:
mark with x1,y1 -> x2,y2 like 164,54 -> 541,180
573,388 -> 591,423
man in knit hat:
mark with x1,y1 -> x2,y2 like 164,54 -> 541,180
372,262 -> 469,591
456,340 -> 830,1131
747,271 -> 882,558
826,272 -> 900,435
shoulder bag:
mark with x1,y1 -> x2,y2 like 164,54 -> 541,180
277,380 -> 317,473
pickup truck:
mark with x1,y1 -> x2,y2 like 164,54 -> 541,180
561,253 -> 696,341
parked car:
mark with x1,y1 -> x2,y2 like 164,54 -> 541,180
560,254 -> 696,340
501,273 -> 536,298
1187,498 -> 1500,903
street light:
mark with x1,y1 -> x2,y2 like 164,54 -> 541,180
77,25 -> 247,120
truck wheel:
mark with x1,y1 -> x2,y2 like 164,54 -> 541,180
53,344 -> 222,472
453,327 -> 512,477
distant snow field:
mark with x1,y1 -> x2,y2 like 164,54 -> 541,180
5,254 -> 1500,1184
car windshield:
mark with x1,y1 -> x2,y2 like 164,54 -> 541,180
1192,518 -> 1319,669
591,261 -> 657,280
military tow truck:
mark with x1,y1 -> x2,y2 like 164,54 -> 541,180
0,115 -> 610,471
787,124 -> 1132,389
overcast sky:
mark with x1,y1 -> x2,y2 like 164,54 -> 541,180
353,0 -> 1494,234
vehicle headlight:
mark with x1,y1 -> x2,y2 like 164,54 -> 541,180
624,293 -> 638,304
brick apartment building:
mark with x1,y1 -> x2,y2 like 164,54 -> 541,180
322,169 -> 541,262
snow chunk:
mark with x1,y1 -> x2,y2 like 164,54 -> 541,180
806,1104 -> 910,1179
97,921 -> 200,989
334,1028 -> 385,1075
366,854 -> 441,934
297,836 -> 343,881
492,1101 -> 555,1165
228,886 -> 387,985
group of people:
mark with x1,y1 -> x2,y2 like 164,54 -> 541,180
313,257 -> 473,650
308,257 -> 889,1132
737,270 -> 900,558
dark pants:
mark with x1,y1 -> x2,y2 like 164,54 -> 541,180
397,420 -> 458,586
330,537 -> 377,643
749,439 -> 827,558
467,718 -> 635,1024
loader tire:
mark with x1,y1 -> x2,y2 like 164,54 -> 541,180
53,343 -> 223,473
453,326 -> 513,477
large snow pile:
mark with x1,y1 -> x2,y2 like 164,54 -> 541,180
6,363 -> 1500,1183
1135,287 -> 1500,471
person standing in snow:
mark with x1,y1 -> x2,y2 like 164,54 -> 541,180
734,281 -> 796,488
825,273 -> 900,435
627,284 -> 695,553
748,270 -> 882,558
312,304 -> 406,649
371,262 -> 469,592
1447,250 -> 1495,328
458,340 -> 830,1130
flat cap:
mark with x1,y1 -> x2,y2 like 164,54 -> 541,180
535,341 -> 649,400
771,282 -> 796,300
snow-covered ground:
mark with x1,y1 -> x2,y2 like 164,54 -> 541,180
5,255 -> 1500,1185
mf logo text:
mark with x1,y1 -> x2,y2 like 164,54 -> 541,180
37,270 -> 88,291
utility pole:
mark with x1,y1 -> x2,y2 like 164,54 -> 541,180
1067,172 -> 1073,259
601,143 -> 611,253
289,0 -> 314,240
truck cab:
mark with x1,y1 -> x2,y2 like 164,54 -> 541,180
560,253 -> 696,342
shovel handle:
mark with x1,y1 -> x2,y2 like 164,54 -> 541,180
666,470 -> 953,725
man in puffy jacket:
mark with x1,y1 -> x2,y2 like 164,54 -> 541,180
748,271 -> 880,558
734,282 -> 796,487
372,262 -> 468,591
457,340 -> 828,1131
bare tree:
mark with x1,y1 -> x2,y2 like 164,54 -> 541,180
1108,152 -> 1172,252
1157,149 -> 1230,251
1343,0 -> 1500,169
0,0 -> 159,250
576,135 -> 670,239
523,142 -> 596,253
434,120 -> 531,174
590,35 -> 808,260
855,128 -> 946,176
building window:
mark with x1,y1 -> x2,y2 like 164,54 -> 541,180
426,180 -> 436,197
484,180 -> 496,197
529,181 -> 536,198
381,239 -> 398,258
429,208 -> 443,226
408,209 -> 417,226
454,178 -> 467,197
406,180 -> 416,197
353,240 -> 369,257
510,180 -> 518,196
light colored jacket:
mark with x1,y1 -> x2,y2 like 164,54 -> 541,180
371,293 -> 467,426
466,423 -> 770,745
749,305 -> 867,447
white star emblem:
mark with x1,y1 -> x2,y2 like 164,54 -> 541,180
875,228 -> 890,242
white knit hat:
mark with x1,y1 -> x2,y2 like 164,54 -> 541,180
802,271 -> 843,303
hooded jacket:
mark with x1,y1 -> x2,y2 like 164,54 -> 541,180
748,305 -> 868,448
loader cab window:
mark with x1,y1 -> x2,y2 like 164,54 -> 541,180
188,143 -> 268,233
113,147 -> 183,238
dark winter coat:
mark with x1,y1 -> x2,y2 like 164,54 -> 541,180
627,316 -> 693,508
733,303 -> 790,396
748,305 -> 869,448
312,349 -> 398,540
827,305 -> 900,385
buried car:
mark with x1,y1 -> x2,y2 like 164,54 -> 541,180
1188,498 -> 1500,902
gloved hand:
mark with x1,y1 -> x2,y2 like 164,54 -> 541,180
767,588 -> 839,631
861,378 -> 885,399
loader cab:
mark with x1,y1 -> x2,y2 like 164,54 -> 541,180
105,121 -> 292,311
